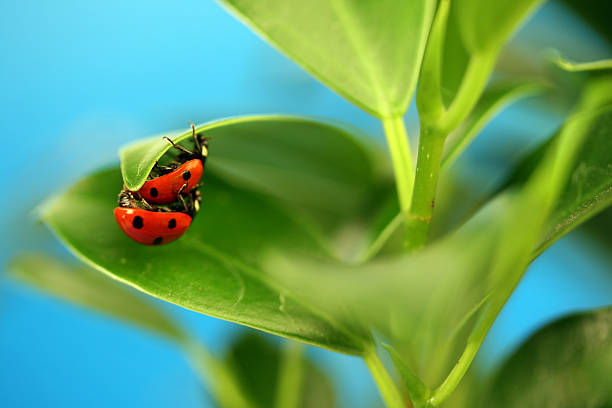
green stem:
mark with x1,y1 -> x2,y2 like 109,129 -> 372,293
438,51 -> 497,135
427,300 -> 498,407
275,342 -> 304,408
405,125 -> 445,250
364,347 -> 408,408
382,115 -> 415,215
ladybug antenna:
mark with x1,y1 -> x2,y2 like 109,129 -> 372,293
189,121 -> 202,154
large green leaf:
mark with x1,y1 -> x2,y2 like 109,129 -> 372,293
217,0 -> 435,117
43,166 -> 365,355
8,253 -> 184,342
483,307 -> 612,407
121,116 -> 388,259
225,333 -> 335,408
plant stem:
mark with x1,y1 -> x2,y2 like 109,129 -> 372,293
364,347 -> 408,408
382,115 -> 414,215
405,125 -> 445,250
275,342 -> 304,408
428,298 -> 499,407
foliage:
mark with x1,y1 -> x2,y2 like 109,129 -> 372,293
9,0 -> 612,407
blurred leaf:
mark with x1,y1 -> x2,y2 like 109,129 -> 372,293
8,254 -> 255,408
559,0 -> 612,45
265,95 -> 599,398
43,167 -> 366,354
8,253 -> 185,342
536,105 -> 612,255
264,207 -> 503,387
483,307 -> 612,407
225,333 -> 335,408
495,77 -> 612,258
442,81 -> 546,168
455,0 -> 544,54
217,0 -> 435,117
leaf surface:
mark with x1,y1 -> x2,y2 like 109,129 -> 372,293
44,166 -> 365,354
218,0 -> 435,117
483,307 -> 612,407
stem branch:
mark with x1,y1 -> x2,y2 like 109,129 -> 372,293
364,347 -> 408,408
382,115 -> 414,215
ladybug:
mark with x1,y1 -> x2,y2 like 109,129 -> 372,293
114,189 -> 201,246
137,123 -> 208,205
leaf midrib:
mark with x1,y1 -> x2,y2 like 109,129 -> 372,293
329,0 -> 391,117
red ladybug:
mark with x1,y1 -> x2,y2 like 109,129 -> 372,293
138,159 -> 203,204
136,123 -> 208,205
114,207 -> 192,246
114,189 -> 200,246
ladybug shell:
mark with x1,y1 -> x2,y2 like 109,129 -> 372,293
138,159 -> 203,204
114,207 -> 192,246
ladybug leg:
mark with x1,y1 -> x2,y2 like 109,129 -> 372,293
140,197 -> 154,211
177,183 -> 189,212
163,136 -> 194,156
153,160 -> 175,174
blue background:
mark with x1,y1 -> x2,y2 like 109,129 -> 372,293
1,1 -> 611,407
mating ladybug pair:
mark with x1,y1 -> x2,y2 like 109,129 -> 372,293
114,124 -> 208,246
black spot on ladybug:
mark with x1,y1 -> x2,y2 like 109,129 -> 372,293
150,187 -> 159,197
168,219 -> 176,229
182,170 -> 191,181
153,237 -> 163,245
133,216 -> 144,229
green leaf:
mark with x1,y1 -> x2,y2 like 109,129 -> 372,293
483,307 -> 612,407
225,333 -> 335,408
442,81 -> 546,169
455,0 -> 544,54
120,115 -> 393,261
535,105 -> 612,256
8,253 -> 184,342
217,0 -> 435,117
43,166 -> 365,355
120,116 -> 378,203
